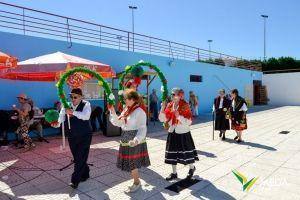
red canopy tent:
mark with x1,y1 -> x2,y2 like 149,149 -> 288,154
0,51 -> 18,70
0,52 -> 115,81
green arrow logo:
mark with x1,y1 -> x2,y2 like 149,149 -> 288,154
232,170 -> 258,191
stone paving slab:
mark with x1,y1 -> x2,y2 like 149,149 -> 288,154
0,106 -> 300,200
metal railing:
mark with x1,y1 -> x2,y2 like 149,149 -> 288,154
0,1 -> 261,71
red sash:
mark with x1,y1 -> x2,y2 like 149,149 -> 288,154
164,100 -> 192,125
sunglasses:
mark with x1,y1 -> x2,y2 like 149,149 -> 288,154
17,97 -> 25,100
171,93 -> 176,96
69,95 -> 79,99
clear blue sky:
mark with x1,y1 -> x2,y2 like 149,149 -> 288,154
3,0 -> 300,59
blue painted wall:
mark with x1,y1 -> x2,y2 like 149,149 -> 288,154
0,32 -> 262,112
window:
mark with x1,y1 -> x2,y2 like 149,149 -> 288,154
82,81 -> 111,100
190,75 -> 202,82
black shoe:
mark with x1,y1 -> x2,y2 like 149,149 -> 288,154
234,136 -> 239,140
237,139 -> 243,143
166,173 -> 178,181
222,135 -> 226,140
186,167 -> 196,179
69,182 -> 78,189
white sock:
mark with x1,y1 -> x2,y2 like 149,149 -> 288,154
189,164 -> 195,170
172,165 -> 177,174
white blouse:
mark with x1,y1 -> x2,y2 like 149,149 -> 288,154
159,112 -> 192,134
109,107 -> 147,144
232,100 -> 248,112
57,100 -> 92,126
212,97 -> 224,112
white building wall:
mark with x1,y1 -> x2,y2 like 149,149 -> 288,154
263,72 -> 300,106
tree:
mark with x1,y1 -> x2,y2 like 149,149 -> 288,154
263,57 -> 300,71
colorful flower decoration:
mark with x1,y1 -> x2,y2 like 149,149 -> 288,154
118,61 -> 168,105
66,72 -> 84,89
56,67 -> 115,109
118,90 -> 124,96
98,80 -> 103,86
109,93 -> 115,100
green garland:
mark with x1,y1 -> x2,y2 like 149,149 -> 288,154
118,61 -> 168,105
56,67 -> 115,109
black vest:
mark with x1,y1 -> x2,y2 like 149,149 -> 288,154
214,96 -> 231,111
64,101 -> 92,137
232,96 -> 246,112
231,96 -> 247,121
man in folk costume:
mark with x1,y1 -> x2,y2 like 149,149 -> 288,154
230,89 -> 248,143
212,89 -> 231,140
159,88 -> 199,181
109,89 -> 150,193
52,88 -> 92,189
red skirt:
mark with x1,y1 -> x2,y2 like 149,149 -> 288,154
231,120 -> 247,131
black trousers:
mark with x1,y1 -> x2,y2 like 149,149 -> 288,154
0,110 -> 9,144
68,134 -> 92,184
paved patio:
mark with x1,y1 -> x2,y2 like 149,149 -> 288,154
1,106 -> 300,200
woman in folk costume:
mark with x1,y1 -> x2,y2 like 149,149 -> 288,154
230,89 -> 248,143
159,88 -> 199,181
109,89 -> 150,193
212,89 -> 231,140
117,79 -> 138,113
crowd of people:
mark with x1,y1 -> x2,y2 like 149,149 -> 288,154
1,86 -> 248,193
49,86 -> 247,193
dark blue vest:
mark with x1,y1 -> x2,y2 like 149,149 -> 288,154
64,101 -> 92,137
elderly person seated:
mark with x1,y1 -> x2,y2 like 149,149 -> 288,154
13,94 -> 35,151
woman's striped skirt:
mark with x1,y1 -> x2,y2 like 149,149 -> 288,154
165,131 -> 199,165
117,130 -> 151,172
